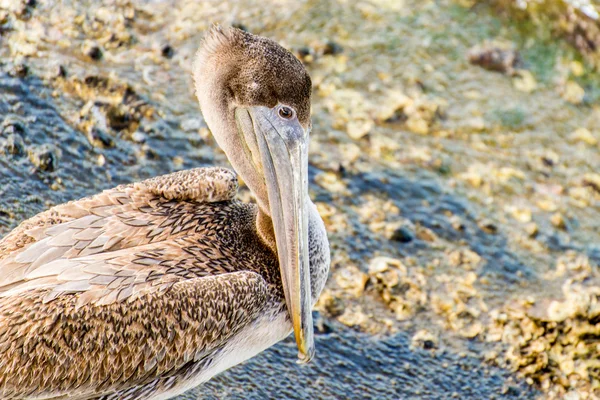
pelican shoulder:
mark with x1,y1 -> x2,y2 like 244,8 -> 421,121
139,167 -> 238,202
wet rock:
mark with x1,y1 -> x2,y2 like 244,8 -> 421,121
468,45 -> 520,75
390,226 -> 414,243
4,133 -> 25,156
28,145 -> 60,172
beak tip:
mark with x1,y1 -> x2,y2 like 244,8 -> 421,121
296,345 -> 315,364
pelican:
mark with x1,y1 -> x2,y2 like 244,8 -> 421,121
0,26 -> 330,399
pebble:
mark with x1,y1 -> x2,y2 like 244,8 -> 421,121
9,63 -> 29,78
478,219 -> 498,234
295,47 -> 314,64
512,70 -> 537,92
54,64 -> 67,78
4,133 -> 25,156
415,225 -> 437,242
468,45 -> 519,75
524,222 -> 538,238
96,154 -> 106,167
346,118 -> 373,140
390,226 -> 414,243
337,306 -> 368,328
132,131 -> 147,143
582,173 -> 600,192
411,329 -> 438,350
87,128 -> 115,148
368,257 -> 427,321
406,116 -> 429,135
315,171 -> 348,194
2,121 -> 27,137
561,81 -> 585,104
550,213 -> 566,230
161,44 -> 174,59
323,40 -> 343,56
448,249 -> 482,269
28,145 -> 59,172
569,127 -> 597,146
334,265 -> 369,297
82,41 -> 103,60
507,205 -> 532,223
313,311 -> 333,335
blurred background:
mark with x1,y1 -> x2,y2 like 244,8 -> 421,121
0,0 -> 599,399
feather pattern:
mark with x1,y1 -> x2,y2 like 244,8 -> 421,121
0,167 -> 284,399
0,25 -> 333,400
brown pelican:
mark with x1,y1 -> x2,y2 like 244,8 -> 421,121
0,26 -> 330,399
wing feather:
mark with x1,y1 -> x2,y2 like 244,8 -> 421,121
0,167 -> 255,399
0,167 -> 239,295
0,271 -> 269,399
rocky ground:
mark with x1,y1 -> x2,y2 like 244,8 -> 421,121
0,0 -> 599,399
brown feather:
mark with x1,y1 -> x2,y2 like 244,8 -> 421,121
0,167 -> 281,399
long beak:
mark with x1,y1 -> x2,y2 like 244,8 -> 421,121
239,106 -> 314,363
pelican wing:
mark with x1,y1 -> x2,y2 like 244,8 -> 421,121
0,167 -> 271,399
0,167 -> 238,293
0,270 -> 268,399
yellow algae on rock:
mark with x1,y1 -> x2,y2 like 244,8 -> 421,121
513,70 -> 537,93
569,127 -> 598,146
334,265 -> 369,298
561,81 -> 586,104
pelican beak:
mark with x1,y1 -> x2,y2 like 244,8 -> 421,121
236,106 -> 314,363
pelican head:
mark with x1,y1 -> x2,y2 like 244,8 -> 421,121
193,26 -> 314,363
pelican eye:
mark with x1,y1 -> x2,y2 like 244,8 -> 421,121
277,106 -> 295,120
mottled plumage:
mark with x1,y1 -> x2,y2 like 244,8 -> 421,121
0,25 -> 330,400
0,27 -> 329,400
0,167 -> 328,399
